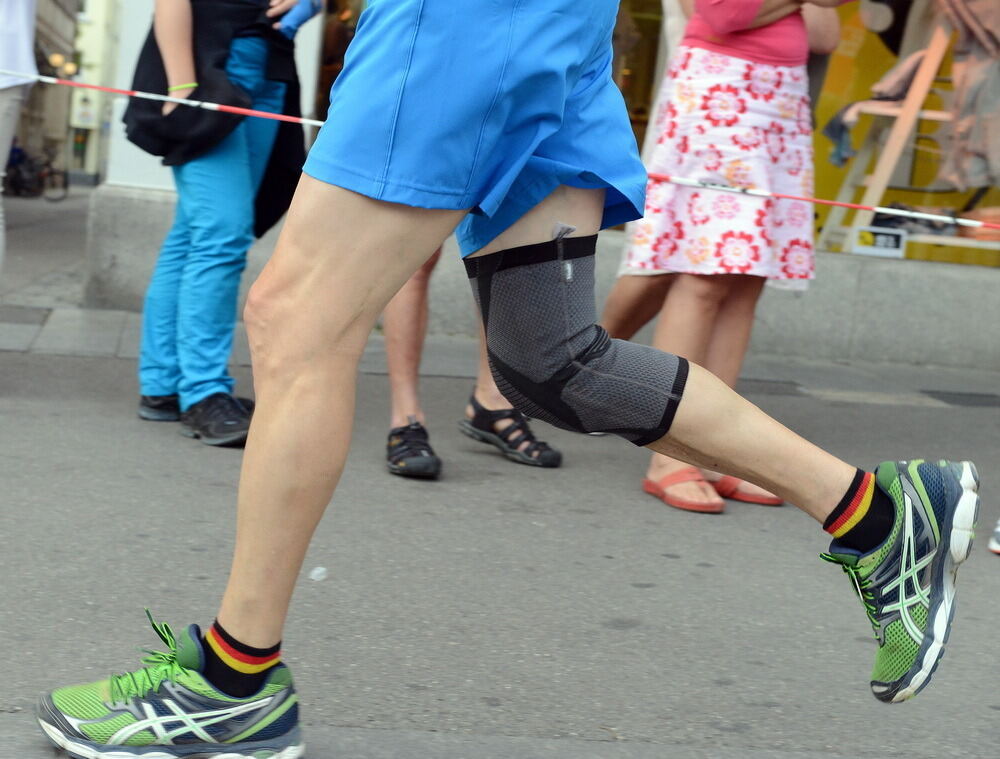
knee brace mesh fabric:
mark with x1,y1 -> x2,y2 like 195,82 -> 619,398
464,235 -> 688,446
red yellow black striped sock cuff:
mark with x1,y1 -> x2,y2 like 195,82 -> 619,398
824,469 -> 875,538
205,621 -> 281,675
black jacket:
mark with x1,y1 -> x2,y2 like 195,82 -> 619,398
123,0 -> 306,237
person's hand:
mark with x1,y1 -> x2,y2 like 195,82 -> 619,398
269,0 -> 322,39
805,0 -> 843,7
162,85 -> 196,115
266,0 -> 300,19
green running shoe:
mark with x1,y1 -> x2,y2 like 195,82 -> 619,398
36,612 -> 303,758
823,460 -> 980,703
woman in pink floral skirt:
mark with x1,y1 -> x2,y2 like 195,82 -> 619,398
607,0 -> 842,513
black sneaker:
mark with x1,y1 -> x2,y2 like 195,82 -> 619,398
138,394 -> 180,422
180,393 -> 253,447
139,394 -> 255,423
387,417 -> 442,479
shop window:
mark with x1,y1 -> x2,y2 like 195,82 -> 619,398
314,0 -> 362,120
615,0 -> 664,150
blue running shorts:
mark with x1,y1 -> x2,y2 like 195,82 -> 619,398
303,0 -> 647,255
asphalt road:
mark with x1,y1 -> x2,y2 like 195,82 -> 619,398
1,350 -> 998,758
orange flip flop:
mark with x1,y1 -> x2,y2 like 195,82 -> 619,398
711,475 -> 783,506
642,467 -> 725,514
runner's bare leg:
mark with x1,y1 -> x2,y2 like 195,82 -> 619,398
469,187 -> 855,520
217,179 -> 464,646
217,181 -> 853,647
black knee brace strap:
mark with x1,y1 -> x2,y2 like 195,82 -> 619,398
465,234 -> 688,446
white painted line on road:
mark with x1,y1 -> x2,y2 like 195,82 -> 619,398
804,389 -> 951,408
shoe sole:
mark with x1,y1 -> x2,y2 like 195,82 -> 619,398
137,409 -> 179,422
179,425 -> 248,447
387,457 -> 442,479
879,460 -> 980,703
458,420 -> 562,468
37,718 -> 304,759
988,536 -> 1000,554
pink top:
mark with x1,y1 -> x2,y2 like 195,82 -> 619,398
682,0 -> 808,67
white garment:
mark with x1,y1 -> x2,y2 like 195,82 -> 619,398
0,0 -> 38,89
623,0 -> 688,277
622,47 -> 815,283
639,0 -> 687,161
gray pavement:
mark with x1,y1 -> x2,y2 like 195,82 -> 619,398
1,190 -> 90,309
2,191 -> 1000,758
2,351 -> 1000,759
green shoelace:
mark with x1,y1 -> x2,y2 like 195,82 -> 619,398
108,611 -> 186,703
822,553 -> 880,636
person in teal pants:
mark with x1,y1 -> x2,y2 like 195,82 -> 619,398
136,0 -> 319,447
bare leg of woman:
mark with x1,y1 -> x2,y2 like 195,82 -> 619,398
701,275 -> 765,390
697,275 -> 782,501
383,248 -> 442,427
642,273 -> 734,509
601,273 -> 674,341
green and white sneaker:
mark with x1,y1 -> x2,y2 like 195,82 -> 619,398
823,460 -> 980,703
37,613 -> 303,758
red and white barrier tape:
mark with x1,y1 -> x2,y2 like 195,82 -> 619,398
6,69 -> 999,233
647,173 -> 998,231
1,70 -> 325,127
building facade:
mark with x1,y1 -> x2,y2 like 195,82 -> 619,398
69,0 -> 121,182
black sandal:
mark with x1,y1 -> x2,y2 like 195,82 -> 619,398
458,396 -> 562,468
386,417 -> 442,479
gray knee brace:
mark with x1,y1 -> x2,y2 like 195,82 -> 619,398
465,234 -> 688,445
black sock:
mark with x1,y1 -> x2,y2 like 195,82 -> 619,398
823,469 -> 895,553
201,620 -> 281,698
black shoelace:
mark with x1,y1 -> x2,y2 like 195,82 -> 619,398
198,393 -> 248,423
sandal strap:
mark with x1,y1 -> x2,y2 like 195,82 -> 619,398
653,466 -> 705,489
468,396 -> 529,431
466,394 -> 554,457
387,422 -> 435,463
498,420 -> 552,457
495,415 -> 528,445
466,394 -> 512,427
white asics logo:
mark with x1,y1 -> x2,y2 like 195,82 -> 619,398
882,492 -> 934,644
106,697 -> 274,745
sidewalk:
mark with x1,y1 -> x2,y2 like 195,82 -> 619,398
6,190 -> 1000,400
4,304 -> 1000,407
1,190 -> 90,309
84,182 -> 1000,368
